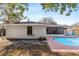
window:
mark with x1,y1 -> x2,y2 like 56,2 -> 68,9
27,26 -> 32,35
46,27 -> 64,34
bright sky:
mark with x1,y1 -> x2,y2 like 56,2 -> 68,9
23,3 -> 79,26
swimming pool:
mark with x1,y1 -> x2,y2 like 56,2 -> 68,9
54,37 -> 79,47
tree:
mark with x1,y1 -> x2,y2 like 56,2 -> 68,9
0,3 -> 28,23
41,3 -> 78,16
39,17 -> 57,25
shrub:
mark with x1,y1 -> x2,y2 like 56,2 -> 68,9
37,37 -> 46,41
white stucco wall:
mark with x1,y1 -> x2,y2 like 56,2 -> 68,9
6,24 -> 46,39
0,24 -> 4,29
32,25 -> 46,38
6,25 -> 27,39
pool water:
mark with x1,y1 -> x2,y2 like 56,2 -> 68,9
54,37 -> 79,47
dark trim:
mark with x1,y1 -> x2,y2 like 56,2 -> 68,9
27,26 -> 32,35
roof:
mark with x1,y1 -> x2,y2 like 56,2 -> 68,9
9,21 -> 58,26
5,21 -> 65,27
14,21 -> 47,24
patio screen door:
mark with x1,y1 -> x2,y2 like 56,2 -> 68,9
46,27 -> 64,34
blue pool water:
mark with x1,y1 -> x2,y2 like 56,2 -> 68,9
54,37 -> 79,47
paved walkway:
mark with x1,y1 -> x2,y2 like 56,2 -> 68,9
0,37 -> 12,49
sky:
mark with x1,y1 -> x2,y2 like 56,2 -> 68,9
23,3 -> 79,26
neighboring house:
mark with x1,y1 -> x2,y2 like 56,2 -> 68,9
71,22 -> 79,35
5,21 -> 65,39
72,26 -> 79,35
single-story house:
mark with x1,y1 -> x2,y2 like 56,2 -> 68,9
5,22 -> 66,39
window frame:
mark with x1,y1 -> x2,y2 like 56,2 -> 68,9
27,26 -> 32,35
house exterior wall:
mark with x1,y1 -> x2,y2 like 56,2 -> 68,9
6,24 -> 65,39
0,24 -> 4,29
32,25 -> 46,38
6,24 -> 46,39
6,25 -> 27,39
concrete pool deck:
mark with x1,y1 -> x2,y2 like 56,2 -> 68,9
47,37 -> 79,52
